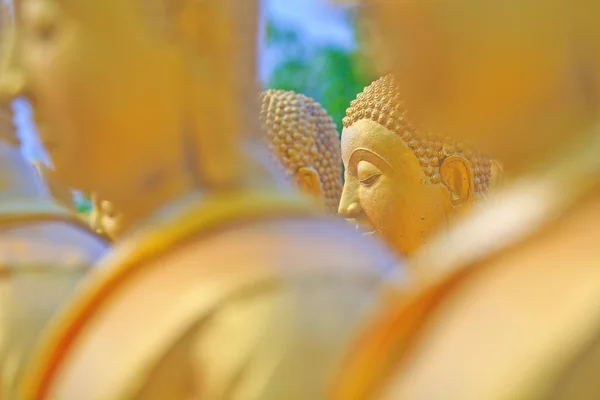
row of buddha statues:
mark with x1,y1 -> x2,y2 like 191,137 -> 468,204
0,0 -> 597,398
87,79 -> 501,255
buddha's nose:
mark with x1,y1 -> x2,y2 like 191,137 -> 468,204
340,202 -> 362,218
338,181 -> 362,219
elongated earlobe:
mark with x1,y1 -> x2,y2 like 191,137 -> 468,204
295,167 -> 324,207
439,155 -> 473,207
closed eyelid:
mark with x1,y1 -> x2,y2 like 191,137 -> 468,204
359,173 -> 381,182
357,164 -> 382,179
359,173 -> 382,187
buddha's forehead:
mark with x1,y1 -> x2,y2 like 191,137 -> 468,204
342,119 -> 410,164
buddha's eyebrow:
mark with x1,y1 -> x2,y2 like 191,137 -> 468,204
349,148 -> 395,172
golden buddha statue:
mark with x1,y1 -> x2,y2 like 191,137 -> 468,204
1,0 -> 402,398
339,75 -> 491,257
0,102 -> 107,397
333,0 -> 600,399
259,89 -> 343,213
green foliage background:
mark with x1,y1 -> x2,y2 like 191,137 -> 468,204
264,12 -> 372,134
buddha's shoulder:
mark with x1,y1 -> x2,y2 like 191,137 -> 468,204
152,215 -> 401,279
357,205 -> 600,399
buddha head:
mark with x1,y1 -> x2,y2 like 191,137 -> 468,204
1,0 -> 261,231
339,75 -> 491,256
363,0 -> 600,170
259,89 -> 343,213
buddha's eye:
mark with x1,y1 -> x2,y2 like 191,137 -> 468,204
359,174 -> 382,187
357,160 -> 383,188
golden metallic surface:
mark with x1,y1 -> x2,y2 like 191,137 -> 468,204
1,0 -> 402,398
333,0 -> 600,399
361,0 -> 598,173
339,75 -> 491,256
260,89 -> 343,213
22,190 -> 400,400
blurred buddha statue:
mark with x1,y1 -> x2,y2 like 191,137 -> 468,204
338,75 -> 491,257
0,104 -> 107,396
1,0 -> 402,398
333,0 -> 600,399
89,194 -> 119,241
259,89 -> 343,213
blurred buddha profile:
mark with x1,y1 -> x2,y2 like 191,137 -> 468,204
260,89 -> 343,213
339,75 -> 491,257
333,0 -> 600,399
1,0 -> 402,398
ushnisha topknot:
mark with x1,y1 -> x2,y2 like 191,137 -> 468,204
343,75 -> 492,197
260,89 -> 343,212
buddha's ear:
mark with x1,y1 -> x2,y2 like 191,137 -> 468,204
439,155 -> 473,207
295,167 -> 324,207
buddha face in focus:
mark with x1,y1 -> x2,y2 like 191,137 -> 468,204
364,0 -> 578,158
2,0 -> 192,195
260,89 -> 343,213
339,76 -> 491,256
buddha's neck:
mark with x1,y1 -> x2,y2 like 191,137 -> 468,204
0,142 -> 49,202
109,164 -> 195,239
111,142 -> 284,239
